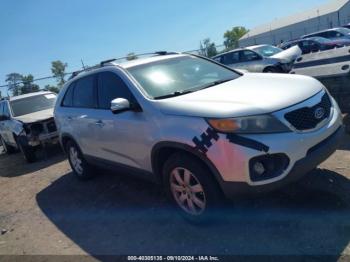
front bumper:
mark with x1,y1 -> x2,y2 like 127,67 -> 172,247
27,132 -> 59,147
219,125 -> 344,198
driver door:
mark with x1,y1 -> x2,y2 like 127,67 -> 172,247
92,71 -> 151,169
238,50 -> 264,72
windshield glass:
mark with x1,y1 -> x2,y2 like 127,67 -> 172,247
338,28 -> 350,35
250,45 -> 282,57
127,56 -> 240,99
10,93 -> 57,117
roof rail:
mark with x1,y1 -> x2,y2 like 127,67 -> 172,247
69,51 -> 178,80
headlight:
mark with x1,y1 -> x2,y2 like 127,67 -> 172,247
207,115 -> 291,134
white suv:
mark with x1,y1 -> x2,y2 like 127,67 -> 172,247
0,91 -> 58,162
54,52 -> 343,218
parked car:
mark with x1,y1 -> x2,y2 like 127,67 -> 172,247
281,37 -> 350,54
212,46 -> 293,73
342,24 -> 350,29
54,52 -> 343,219
302,27 -> 350,40
0,91 -> 58,162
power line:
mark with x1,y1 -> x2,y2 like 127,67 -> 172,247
0,45 -> 227,90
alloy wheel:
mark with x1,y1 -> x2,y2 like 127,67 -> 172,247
169,167 -> 206,215
69,146 -> 83,175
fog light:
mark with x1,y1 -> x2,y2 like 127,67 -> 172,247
253,162 -> 265,175
249,153 -> 290,182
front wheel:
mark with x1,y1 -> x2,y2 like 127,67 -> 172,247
17,137 -> 37,163
163,153 -> 223,221
66,140 -> 95,180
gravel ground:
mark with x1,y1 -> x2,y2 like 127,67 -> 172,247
0,134 -> 350,258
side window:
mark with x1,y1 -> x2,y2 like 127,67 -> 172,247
328,31 -> 343,38
72,75 -> 96,108
221,52 -> 240,65
240,50 -> 261,62
62,82 -> 75,107
3,103 -> 10,118
0,103 -> 3,119
97,72 -> 133,109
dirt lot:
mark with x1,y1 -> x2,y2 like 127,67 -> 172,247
0,134 -> 350,258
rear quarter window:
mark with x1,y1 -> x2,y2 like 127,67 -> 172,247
62,83 -> 75,107
72,75 -> 96,108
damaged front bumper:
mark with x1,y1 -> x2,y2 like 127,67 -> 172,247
27,132 -> 59,147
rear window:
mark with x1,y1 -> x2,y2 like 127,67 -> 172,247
10,94 -> 57,117
62,83 -> 75,107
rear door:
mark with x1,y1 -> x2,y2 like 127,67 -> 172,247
63,74 -> 100,156
238,50 -> 264,72
1,102 -> 16,145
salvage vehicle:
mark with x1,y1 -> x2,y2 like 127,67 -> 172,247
0,91 -> 58,162
281,37 -> 350,54
54,52 -> 343,219
212,46 -> 297,73
302,27 -> 350,41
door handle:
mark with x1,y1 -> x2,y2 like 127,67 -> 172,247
95,120 -> 105,127
67,116 -> 73,121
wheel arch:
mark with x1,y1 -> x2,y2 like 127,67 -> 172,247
151,141 -> 225,189
60,133 -> 81,154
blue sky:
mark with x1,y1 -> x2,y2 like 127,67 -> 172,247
0,0 -> 329,94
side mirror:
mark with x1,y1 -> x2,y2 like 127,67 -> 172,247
110,98 -> 131,114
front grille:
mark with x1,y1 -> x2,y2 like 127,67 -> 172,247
46,121 -> 57,133
284,93 -> 332,131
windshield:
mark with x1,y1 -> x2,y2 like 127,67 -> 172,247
338,27 -> 350,35
250,45 -> 282,57
127,56 -> 240,99
10,93 -> 57,117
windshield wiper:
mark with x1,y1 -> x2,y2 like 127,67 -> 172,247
154,90 -> 193,100
198,78 -> 235,90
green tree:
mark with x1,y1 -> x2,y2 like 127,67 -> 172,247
126,52 -> 138,61
5,73 -> 23,96
199,38 -> 217,58
51,60 -> 68,89
21,74 -> 39,94
223,26 -> 249,50
44,84 -> 60,94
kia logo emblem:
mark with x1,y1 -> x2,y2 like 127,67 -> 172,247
314,107 -> 325,119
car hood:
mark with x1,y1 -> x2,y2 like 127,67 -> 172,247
271,45 -> 302,62
154,73 -> 323,118
13,108 -> 54,123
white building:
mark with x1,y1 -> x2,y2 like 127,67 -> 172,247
239,0 -> 350,47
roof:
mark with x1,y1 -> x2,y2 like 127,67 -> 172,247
240,0 -> 349,40
9,91 -> 54,101
117,54 -> 187,69
302,27 -> 350,37
212,48 -> 244,58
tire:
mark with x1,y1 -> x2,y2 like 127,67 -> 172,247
17,136 -> 37,163
163,153 -> 223,222
0,135 -> 17,154
66,140 -> 95,180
